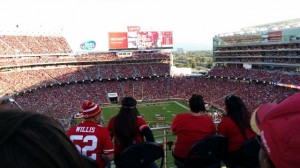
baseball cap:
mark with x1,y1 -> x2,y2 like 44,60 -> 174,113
81,100 -> 102,119
250,92 -> 300,168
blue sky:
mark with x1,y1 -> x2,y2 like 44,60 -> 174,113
0,0 -> 299,51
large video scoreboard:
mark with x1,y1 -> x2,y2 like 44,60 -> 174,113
109,26 -> 173,50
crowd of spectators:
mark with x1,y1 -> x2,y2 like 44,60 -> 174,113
0,35 -> 72,55
0,62 -> 170,96
0,51 -> 170,67
208,66 -> 300,84
0,61 -> 298,131
10,76 -> 295,129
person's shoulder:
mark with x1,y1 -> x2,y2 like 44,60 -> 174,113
137,116 -> 147,122
218,116 -> 233,125
66,126 -> 76,135
221,116 -> 232,122
94,125 -> 110,136
175,112 -> 189,117
96,124 -> 106,129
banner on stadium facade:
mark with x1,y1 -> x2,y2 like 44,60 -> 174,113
127,26 -> 140,32
109,32 -> 128,50
268,31 -> 282,42
80,40 -> 96,50
107,93 -> 118,98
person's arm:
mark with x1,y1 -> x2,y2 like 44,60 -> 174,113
106,118 -> 114,140
171,115 -> 178,135
217,118 -> 227,136
102,128 -> 115,162
104,153 -> 114,162
141,127 -> 154,142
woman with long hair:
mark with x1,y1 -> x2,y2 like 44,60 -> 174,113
107,97 -> 155,167
217,94 -> 256,167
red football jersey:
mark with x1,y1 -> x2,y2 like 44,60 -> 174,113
67,121 -> 114,168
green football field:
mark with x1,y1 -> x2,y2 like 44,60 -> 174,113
101,100 -> 189,127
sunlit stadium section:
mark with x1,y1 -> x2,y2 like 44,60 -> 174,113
212,18 -> 300,91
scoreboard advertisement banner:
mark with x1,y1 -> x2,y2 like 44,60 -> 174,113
127,26 -> 140,32
109,31 -> 173,50
268,31 -> 282,42
109,32 -> 128,50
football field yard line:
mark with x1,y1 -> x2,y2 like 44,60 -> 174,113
172,101 -> 189,110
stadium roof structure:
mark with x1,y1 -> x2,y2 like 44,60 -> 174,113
241,18 -> 300,32
217,18 -> 300,37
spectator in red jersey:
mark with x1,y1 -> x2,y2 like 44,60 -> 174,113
107,96 -> 155,167
171,94 -> 216,162
251,92 -> 300,168
0,109 -> 88,168
67,100 -> 114,168
217,95 -> 256,168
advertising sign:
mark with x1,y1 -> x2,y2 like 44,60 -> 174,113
109,30 -> 173,50
80,40 -> 96,50
127,26 -> 140,32
109,32 -> 128,49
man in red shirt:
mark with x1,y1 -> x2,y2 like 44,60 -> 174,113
171,94 -> 216,160
67,100 -> 114,168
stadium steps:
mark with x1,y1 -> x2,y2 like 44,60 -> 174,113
97,65 -> 101,79
150,65 -> 155,75
119,83 -> 125,97
42,69 -> 60,84
133,65 -> 141,77
0,38 -> 15,55
15,36 -> 32,54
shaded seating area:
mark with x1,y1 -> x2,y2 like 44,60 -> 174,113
114,142 -> 164,168
223,135 -> 260,168
174,134 -> 227,168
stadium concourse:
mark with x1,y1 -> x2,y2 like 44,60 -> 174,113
0,33 -> 299,130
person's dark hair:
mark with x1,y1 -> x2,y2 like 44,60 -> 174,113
0,109 -> 87,168
114,97 -> 140,150
225,95 -> 250,140
189,94 -> 206,113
